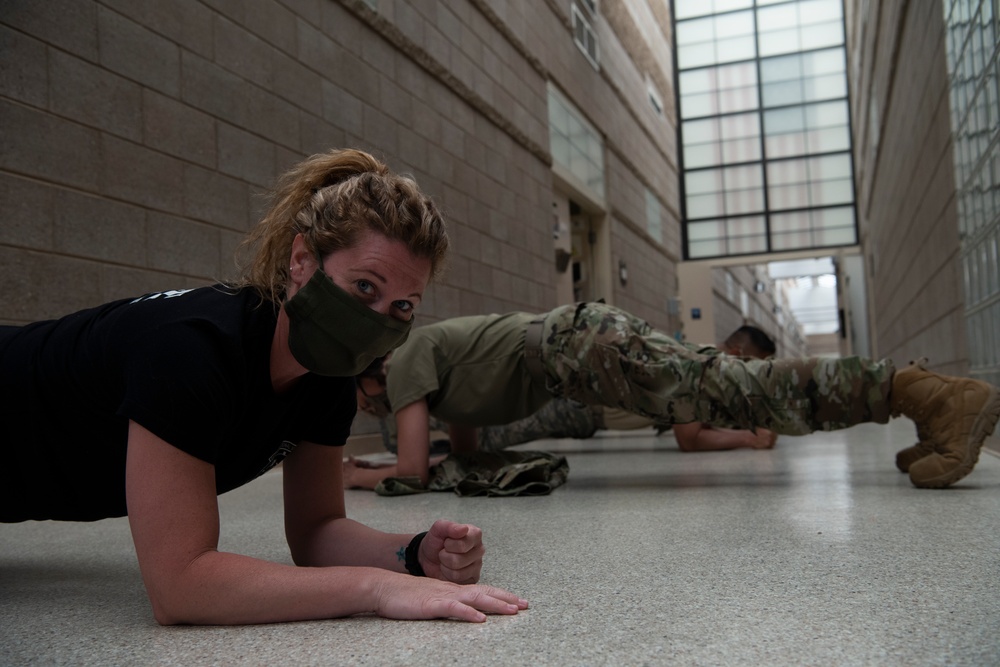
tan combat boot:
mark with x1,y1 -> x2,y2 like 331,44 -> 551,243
890,359 -> 1000,488
894,423 -> 934,473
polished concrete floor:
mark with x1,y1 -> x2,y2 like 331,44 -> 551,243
2,419 -> 999,666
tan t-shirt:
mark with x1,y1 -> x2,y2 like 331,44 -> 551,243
386,313 -> 552,426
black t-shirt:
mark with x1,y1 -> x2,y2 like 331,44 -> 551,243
0,285 -> 356,522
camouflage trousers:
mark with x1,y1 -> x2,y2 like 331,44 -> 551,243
538,302 -> 895,435
478,398 -> 601,450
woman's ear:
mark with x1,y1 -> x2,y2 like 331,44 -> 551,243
288,233 -> 316,286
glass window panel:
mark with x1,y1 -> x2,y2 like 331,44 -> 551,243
765,134 -> 807,158
767,159 -> 806,185
725,188 -> 765,214
720,112 -> 759,139
716,0 -> 754,12
764,107 -> 806,133
719,36 -> 757,62
680,69 -> 713,94
548,84 -> 604,199
809,126 -> 851,152
683,118 -> 720,144
760,54 -> 804,83
716,11 -> 754,39
770,210 -> 809,233
814,206 -> 855,229
811,153 -> 852,179
816,226 -> 856,245
686,169 -> 724,194
718,85 -> 759,114
688,220 -> 727,240
687,193 -> 724,218
803,48 -> 846,76
689,240 -> 724,258
684,144 -> 722,168
802,0 -> 843,23
679,43 -> 717,69
757,5 -> 799,32
678,18 -> 715,45
725,164 -> 764,189
681,94 -> 717,118
771,183 -> 811,208
730,215 -> 766,236
810,179 -> 853,205
721,138 -> 761,163
759,28 -> 801,57
804,73 -> 848,102
806,101 -> 847,129
674,0 -> 711,20
762,80 -> 805,107
800,22 -> 844,50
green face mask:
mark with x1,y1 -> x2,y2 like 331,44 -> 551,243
284,269 -> 412,376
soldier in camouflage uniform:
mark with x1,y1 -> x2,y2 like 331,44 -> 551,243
540,302 -> 893,435
348,301 -> 1000,491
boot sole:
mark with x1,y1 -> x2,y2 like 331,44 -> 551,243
911,383 -> 1000,488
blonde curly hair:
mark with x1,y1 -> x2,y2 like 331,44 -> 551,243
235,148 -> 449,303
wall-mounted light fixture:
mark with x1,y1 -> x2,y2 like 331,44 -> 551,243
618,260 -> 628,286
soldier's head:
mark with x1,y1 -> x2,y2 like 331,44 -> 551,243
355,356 -> 392,418
722,325 -> 776,360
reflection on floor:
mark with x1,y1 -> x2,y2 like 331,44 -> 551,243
3,420 -> 999,666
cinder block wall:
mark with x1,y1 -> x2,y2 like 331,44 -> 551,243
1,0 -> 680,330
847,0 -> 967,375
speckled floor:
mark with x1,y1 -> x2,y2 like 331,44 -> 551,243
3,419 -> 999,666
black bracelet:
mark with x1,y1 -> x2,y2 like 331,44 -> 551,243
404,531 -> 428,577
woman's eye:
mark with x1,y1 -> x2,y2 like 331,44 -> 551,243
393,300 -> 413,313
356,280 -> 375,295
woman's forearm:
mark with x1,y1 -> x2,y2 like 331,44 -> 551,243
144,550 -> 390,625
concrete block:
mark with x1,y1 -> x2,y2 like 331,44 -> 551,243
329,50 -> 380,105
0,25 -> 48,107
180,50 -> 252,128
410,99 -> 443,144
279,0 -> 322,27
53,190 -> 146,264
0,173 -> 55,250
295,19 -> 342,75
218,229 -> 245,283
398,131 -> 429,173
143,90 -> 217,168
97,7 -> 180,97
214,15 -> 275,90
0,99 -> 101,191
100,134 -> 185,212
98,0 -> 214,59
245,0 -> 299,55
272,51 -> 323,116
242,85 -> 301,148
199,0 -> 246,24
298,111 -> 348,156
100,264 -> 205,304
361,104 -> 399,155
146,211 -> 222,278
183,163 -> 252,231
321,82 -> 364,137
217,123 -> 278,186
0,0 -> 99,62
0,246 -> 103,323
379,76 -> 413,124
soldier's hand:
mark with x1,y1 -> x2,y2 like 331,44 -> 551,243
753,428 -> 778,449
